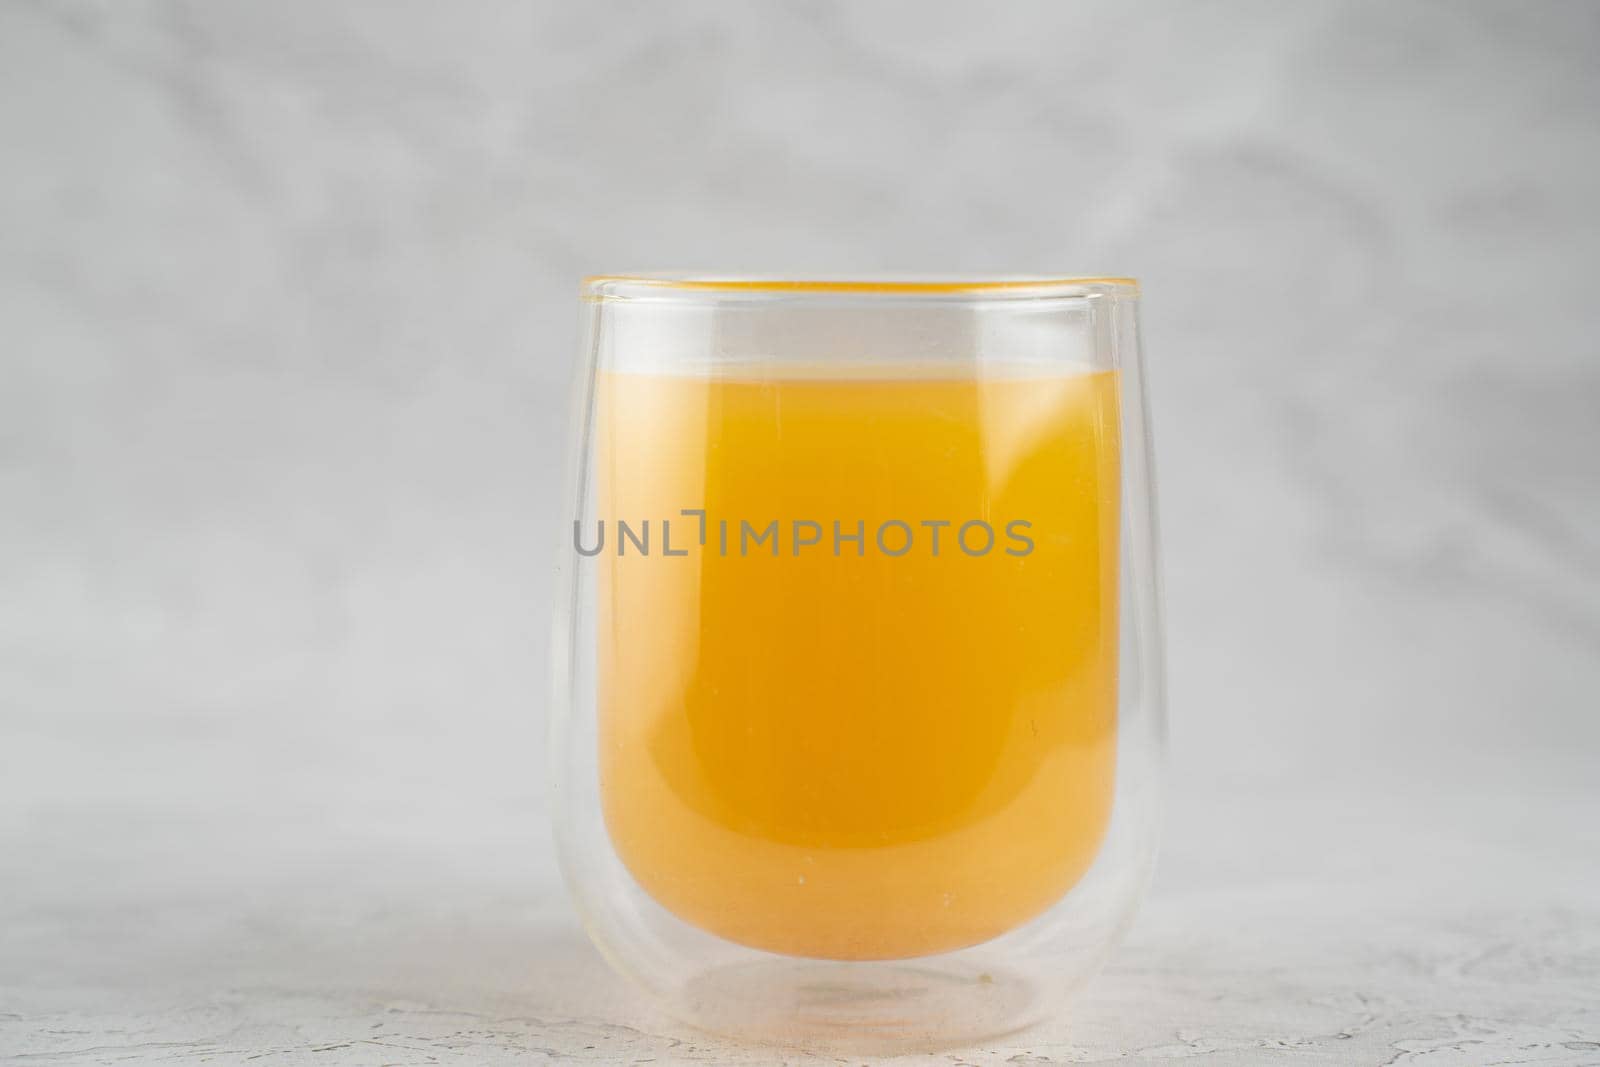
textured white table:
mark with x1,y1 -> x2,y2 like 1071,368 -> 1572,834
5,774 -> 1597,1065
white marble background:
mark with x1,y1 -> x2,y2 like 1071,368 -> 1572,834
2,2 -> 1597,1064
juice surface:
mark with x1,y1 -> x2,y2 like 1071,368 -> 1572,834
595,365 -> 1120,960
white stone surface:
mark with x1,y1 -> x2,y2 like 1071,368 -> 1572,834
2,1 -> 1597,1063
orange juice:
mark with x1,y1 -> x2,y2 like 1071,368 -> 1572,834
593,366 -> 1120,960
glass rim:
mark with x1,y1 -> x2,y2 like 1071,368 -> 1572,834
582,273 -> 1139,303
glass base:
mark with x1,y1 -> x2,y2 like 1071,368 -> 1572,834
674,957 -> 1041,1054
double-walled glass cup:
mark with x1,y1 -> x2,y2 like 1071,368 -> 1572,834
552,276 -> 1163,1050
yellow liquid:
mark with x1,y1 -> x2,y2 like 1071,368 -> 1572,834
595,366 -> 1120,961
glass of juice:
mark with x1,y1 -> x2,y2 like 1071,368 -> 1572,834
552,275 -> 1164,1051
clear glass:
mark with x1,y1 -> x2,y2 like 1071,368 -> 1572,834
551,275 -> 1164,1052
